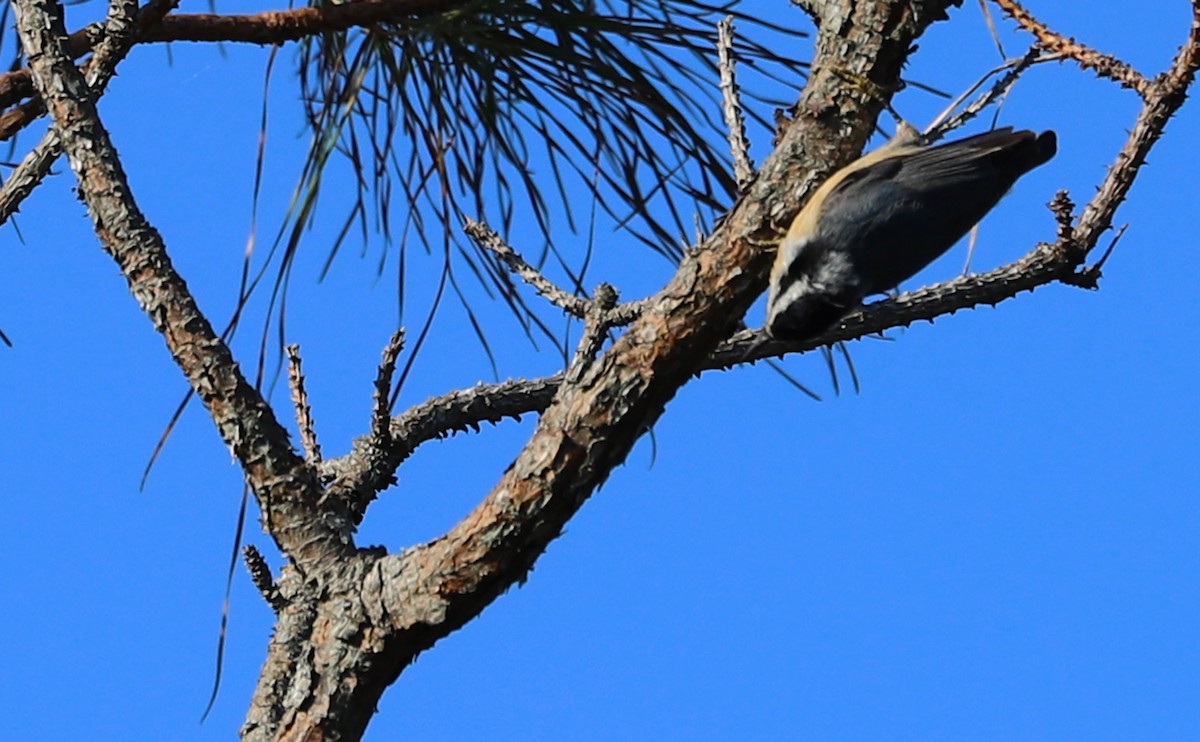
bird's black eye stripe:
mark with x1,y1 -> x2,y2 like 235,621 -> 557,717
778,239 -> 827,291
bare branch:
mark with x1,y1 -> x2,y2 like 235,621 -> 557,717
1067,223 -> 1127,290
13,0 -> 347,569
566,284 -> 619,384
993,0 -> 1150,96
926,46 -> 1046,136
320,377 -> 560,504
463,218 -> 591,318
718,16 -> 755,189
463,218 -> 651,329
372,330 -> 406,441
286,344 -> 322,465
1070,45 -> 1200,264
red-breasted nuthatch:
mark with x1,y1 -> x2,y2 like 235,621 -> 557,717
764,127 -> 1057,341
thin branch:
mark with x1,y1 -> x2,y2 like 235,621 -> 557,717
13,0 -> 348,569
993,0 -> 1150,97
1069,23 -> 1200,263
566,283 -> 619,384
464,218 -> 651,328
286,344 -> 322,465
319,376 -> 560,503
718,16 -> 755,188
1067,223 -> 1127,290
926,46 -> 1046,136
463,218 -> 591,318
372,330 -> 406,439
0,0 -> 178,225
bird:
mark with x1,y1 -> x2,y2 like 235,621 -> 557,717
764,126 -> 1057,342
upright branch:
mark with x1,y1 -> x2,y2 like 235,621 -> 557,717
285,344 -> 322,465
371,330 -> 406,441
718,16 -> 755,188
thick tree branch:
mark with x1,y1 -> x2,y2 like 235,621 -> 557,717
12,0 -> 349,571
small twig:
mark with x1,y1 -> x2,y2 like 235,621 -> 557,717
717,16 -> 755,189
926,46 -> 1046,137
993,0 -> 1150,97
464,217 -> 649,326
285,344 -> 321,465
311,330 -> 406,522
372,330 -> 406,440
1091,223 -> 1128,273
463,218 -> 591,318
566,284 -> 618,384
243,544 -> 286,613
1066,223 -> 1127,289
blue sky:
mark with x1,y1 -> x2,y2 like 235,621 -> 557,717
2,1 -> 1198,740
